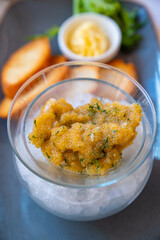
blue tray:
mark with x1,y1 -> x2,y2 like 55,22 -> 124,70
0,1 -> 160,239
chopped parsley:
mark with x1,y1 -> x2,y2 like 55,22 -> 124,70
46,152 -> 51,159
113,130 -> 118,133
34,119 -> 37,127
80,158 -> 83,162
88,102 -> 102,116
102,109 -> 108,114
95,159 -> 100,170
102,145 -> 110,151
55,130 -> 59,135
54,113 -> 57,119
105,137 -> 109,144
32,135 -> 36,139
101,137 -> 111,151
60,162 -> 71,168
88,132 -> 95,137
91,158 -> 99,170
96,103 -> 101,110
114,107 -> 118,114
88,105 -> 96,116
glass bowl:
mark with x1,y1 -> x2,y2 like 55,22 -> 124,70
7,62 -> 156,221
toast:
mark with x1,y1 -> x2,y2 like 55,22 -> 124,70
68,66 -> 99,94
0,65 -> 68,119
50,55 -> 67,65
1,37 -> 52,99
99,59 -> 138,100
108,58 -> 137,79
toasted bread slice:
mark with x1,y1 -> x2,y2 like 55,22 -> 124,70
99,59 -> 138,100
1,37 -> 52,99
0,54 -> 68,119
0,97 -> 12,119
68,66 -> 99,94
0,65 -> 69,118
50,55 -> 67,65
108,59 -> 137,80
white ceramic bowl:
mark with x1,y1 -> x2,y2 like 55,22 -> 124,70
58,13 -> 122,62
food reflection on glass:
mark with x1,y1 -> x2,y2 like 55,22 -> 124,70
29,97 -> 142,175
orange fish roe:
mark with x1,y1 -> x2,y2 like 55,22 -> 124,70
29,98 -> 142,175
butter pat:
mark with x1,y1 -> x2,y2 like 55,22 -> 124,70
68,21 -> 110,57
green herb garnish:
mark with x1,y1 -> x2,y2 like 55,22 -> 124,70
80,158 -> 83,162
105,137 -> 109,144
34,119 -> 37,127
91,158 -> 99,170
46,152 -> 51,159
114,107 -> 118,114
102,145 -> 110,150
95,159 -> 100,170
40,133 -> 43,138
113,130 -> 118,133
96,103 -> 101,110
73,0 -> 145,50
88,102 -> 102,116
101,137 -> 111,151
55,130 -> 60,135
88,132 -> 95,137
32,135 -> 36,139
88,105 -> 96,116
102,109 -> 108,114
26,26 -> 59,41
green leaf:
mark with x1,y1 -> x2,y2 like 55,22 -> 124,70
55,130 -> 60,136
72,0 -> 146,50
34,119 -> 37,127
26,26 -> 59,41
46,152 -> 51,159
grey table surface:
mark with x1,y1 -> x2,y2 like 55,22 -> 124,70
0,0 -> 160,239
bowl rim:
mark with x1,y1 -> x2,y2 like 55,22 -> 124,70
7,61 -> 157,188
58,12 -> 122,62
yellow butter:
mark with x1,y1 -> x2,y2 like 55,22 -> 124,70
68,21 -> 110,57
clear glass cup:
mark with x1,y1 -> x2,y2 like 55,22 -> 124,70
7,62 -> 156,221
